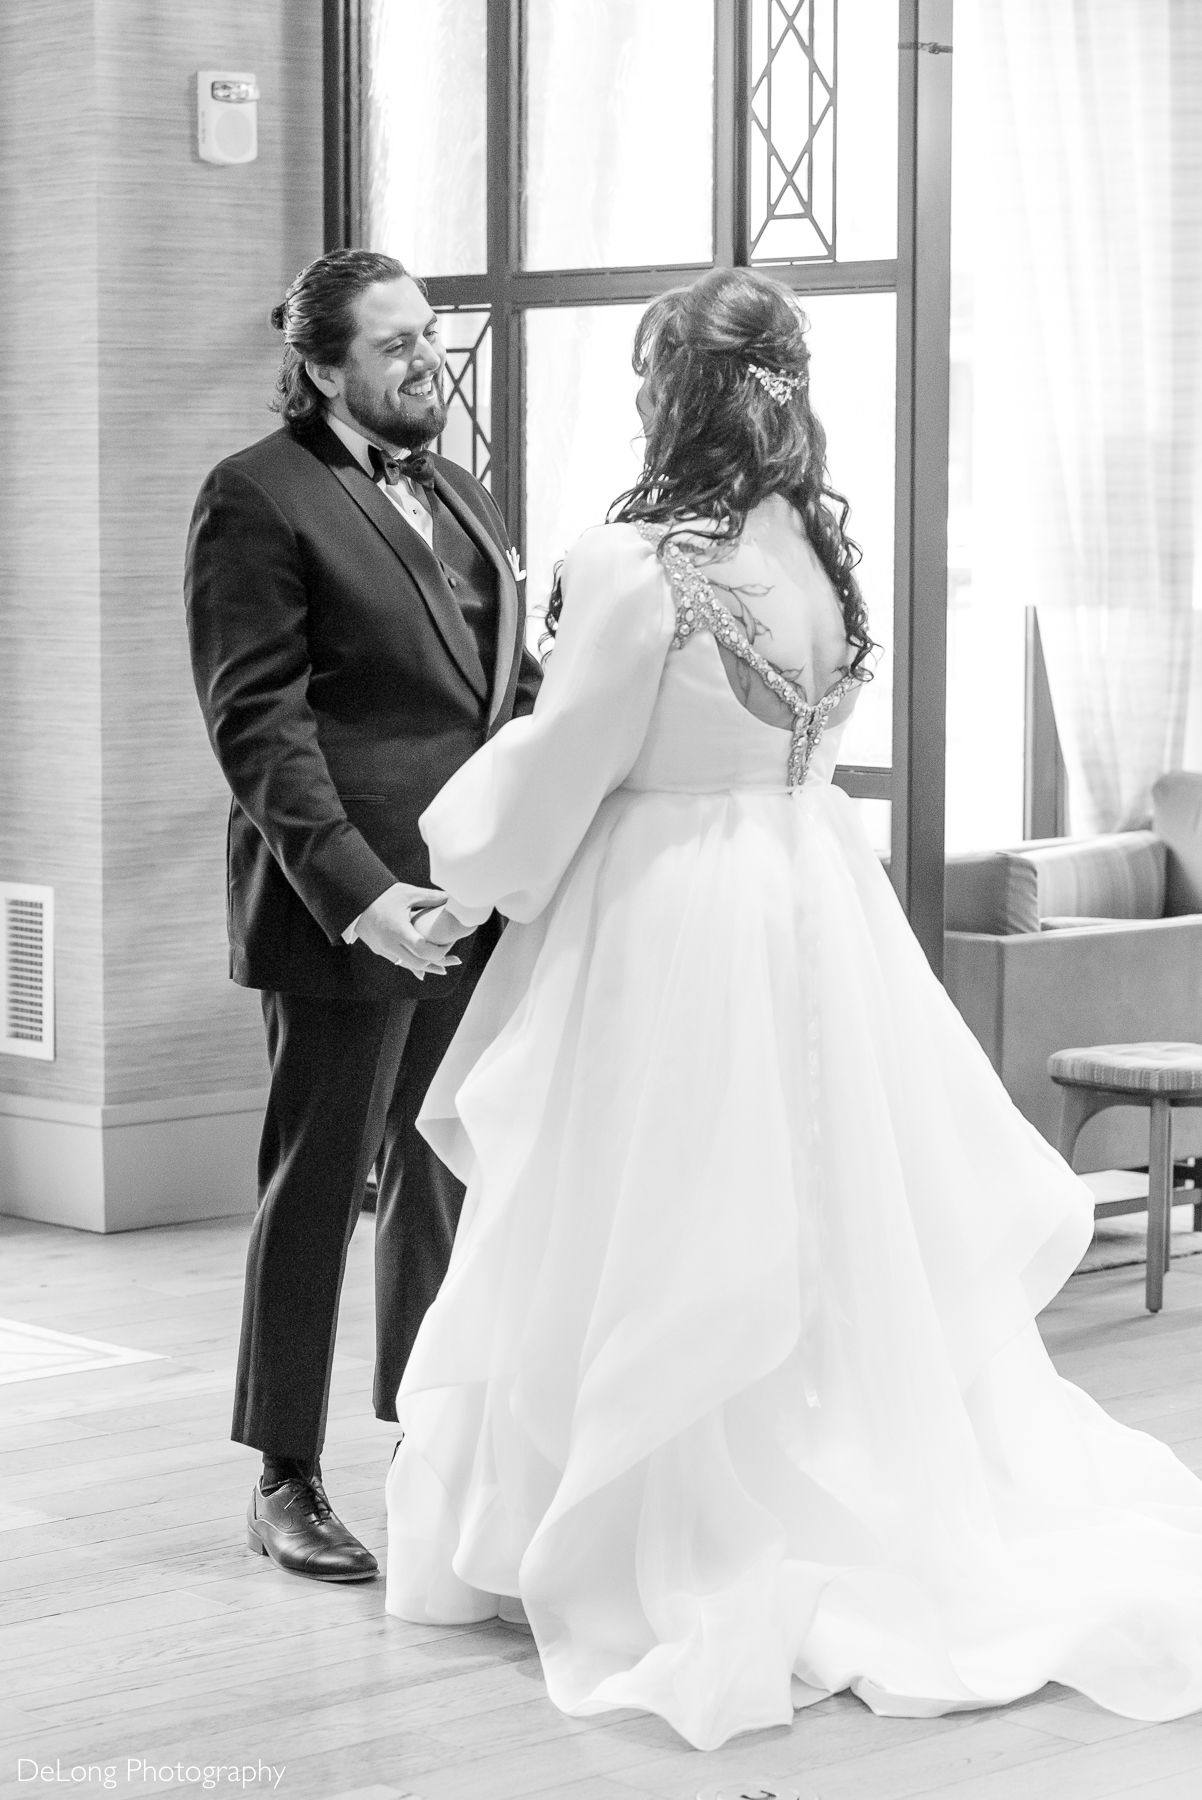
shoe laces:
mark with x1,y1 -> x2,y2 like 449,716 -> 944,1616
283,1475 -> 333,1525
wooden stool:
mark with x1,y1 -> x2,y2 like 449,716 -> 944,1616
1049,1042 -> 1202,1312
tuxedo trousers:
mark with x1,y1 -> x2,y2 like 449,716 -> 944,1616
231,963 -> 480,1464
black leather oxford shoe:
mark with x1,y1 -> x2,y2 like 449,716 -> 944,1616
247,1474 -> 378,1581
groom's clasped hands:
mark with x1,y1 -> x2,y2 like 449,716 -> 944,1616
352,880 -> 473,978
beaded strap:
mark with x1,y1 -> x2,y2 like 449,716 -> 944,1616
636,520 -> 856,788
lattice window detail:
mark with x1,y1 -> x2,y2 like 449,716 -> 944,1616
436,308 -> 492,490
749,0 -> 838,264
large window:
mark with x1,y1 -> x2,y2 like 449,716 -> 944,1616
328,0 -> 953,967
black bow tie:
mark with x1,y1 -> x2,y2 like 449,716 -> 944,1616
368,445 -> 436,491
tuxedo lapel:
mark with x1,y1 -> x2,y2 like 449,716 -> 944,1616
305,423 -> 488,703
431,470 -> 522,729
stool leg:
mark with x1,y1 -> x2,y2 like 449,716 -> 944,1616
1165,1125 -> 1177,1275
1057,1087 -> 1112,1167
1146,1097 -> 1172,1312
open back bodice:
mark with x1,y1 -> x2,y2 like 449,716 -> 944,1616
623,522 -> 859,796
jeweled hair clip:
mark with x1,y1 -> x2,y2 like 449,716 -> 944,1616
748,362 -> 805,404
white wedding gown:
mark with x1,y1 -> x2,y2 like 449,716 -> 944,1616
385,520 -> 1202,1750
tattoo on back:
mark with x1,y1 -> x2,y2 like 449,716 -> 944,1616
707,580 -> 772,647
707,579 -> 812,693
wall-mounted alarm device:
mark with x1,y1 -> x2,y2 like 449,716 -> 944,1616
197,70 -> 259,165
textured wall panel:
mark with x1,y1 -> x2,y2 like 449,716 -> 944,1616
0,1 -> 105,1105
0,1 -> 323,1107
95,1 -> 323,1102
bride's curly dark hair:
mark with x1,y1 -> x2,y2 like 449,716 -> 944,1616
545,267 -> 875,679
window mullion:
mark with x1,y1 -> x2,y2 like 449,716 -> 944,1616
426,257 -> 897,314
891,0 -> 953,974
713,0 -> 742,267
322,0 -> 361,251
486,0 -> 522,540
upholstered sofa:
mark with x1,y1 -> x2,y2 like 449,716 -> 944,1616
943,772 -> 1202,1171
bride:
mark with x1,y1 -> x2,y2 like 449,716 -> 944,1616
384,266 -> 1202,1750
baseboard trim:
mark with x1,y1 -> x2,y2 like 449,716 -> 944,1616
0,1087 -> 269,1127
0,1090 -> 267,1233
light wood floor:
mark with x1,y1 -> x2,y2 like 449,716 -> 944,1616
4,1212 -> 1202,1800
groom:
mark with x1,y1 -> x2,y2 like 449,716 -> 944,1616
185,248 -> 540,1580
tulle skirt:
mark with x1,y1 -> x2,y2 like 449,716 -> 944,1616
385,780 -> 1202,1750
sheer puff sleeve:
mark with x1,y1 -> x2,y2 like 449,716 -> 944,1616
419,523 -> 675,925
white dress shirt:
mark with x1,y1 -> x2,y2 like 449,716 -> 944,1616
325,410 -> 435,550
327,409 -> 442,948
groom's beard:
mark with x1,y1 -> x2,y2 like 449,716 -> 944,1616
343,366 -> 449,452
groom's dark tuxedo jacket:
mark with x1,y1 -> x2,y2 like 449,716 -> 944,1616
185,418 -> 541,1002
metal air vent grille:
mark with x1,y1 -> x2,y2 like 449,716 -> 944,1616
1,884 -> 54,1060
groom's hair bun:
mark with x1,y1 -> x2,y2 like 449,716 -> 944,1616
269,248 -> 420,428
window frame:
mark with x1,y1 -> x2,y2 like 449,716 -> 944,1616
323,0 -> 954,972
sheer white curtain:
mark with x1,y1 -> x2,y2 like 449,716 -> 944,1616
524,0 -> 713,272
365,0 -> 488,276
962,0 -> 1202,835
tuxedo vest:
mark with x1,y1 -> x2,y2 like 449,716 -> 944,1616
430,494 -> 499,682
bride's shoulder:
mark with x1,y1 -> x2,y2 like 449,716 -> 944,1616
555,523 -> 675,648
562,523 -> 673,602
563,520 -> 659,576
